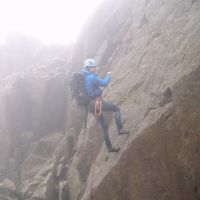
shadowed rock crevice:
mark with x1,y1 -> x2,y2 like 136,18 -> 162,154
158,87 -> 173,107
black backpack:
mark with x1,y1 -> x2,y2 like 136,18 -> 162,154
69,72 -> 90,106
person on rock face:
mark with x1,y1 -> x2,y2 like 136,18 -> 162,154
81,58 -> 129,153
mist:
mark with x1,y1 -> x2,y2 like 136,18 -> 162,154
0,0 -> 104,45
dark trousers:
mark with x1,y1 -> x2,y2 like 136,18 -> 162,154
88,100 -> 123,149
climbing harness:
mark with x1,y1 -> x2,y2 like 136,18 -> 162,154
95,96 -> 102,117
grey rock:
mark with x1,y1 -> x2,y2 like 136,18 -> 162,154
0,0 -> 200,200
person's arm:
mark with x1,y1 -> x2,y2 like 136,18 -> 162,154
93,74 -> 111,86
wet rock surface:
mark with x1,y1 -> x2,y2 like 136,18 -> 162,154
0,0 -> 200,200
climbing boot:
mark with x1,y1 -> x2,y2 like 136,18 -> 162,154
118,129 -> 129,135
108,147 -> 120,153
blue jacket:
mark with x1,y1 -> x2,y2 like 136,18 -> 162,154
81,68 -> 111,98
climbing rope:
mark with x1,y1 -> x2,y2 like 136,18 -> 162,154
89,96 -> 103,199
89,162 -> 96,200
88,119 -> 100,200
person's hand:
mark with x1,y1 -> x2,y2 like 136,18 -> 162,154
107,71 -> 111,75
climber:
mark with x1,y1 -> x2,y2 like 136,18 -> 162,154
81,58 -> 129,153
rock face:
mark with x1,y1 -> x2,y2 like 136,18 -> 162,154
0,0 -> 200,200
0,63 -> 69,199
69,1 -> 200,199
87,68 -> 200,200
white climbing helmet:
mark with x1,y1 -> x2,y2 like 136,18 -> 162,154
84,59 -> 97,68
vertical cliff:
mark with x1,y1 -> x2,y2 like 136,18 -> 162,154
0,0 -> 200,200
67,1 -> 200,199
